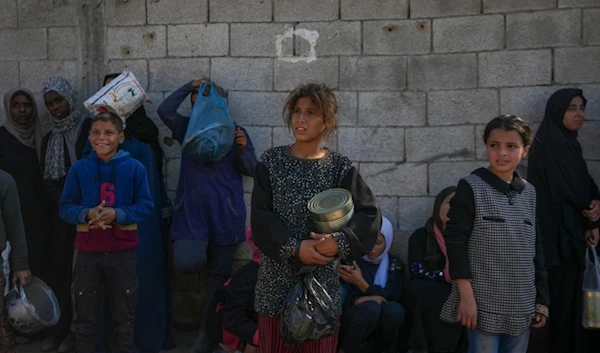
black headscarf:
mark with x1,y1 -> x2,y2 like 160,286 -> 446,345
423,186 -> 457,270
103,73 -> 165,176
527,88 -> 599,266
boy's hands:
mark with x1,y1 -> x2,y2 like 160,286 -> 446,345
87,200 -> 116,230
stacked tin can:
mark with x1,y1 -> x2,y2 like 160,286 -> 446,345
308,188 -> 354,233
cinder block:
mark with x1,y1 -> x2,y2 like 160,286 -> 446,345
104,0 -> 145,26
483,0 -> 555,13
360,163 -> 428,196
0,62 -> 19,92
142,91 -> 166,127
336,91 -> 358,126
149,58 -> 209,91
274,58 -> 338,91
338,127 -> 404,162
559,0 -> 600,7
229,92 -> 288,127
406,126 -> 475,162
274,0 -> 338,21
507,10 -> 580,49
20,61 -> 78,93
0,29 -> 46,61
341,0 -> 408,20
296,21 -> 361,56
555,47 -> 600,84
0,1 -> 17,28
428,89 -> 499,126
363,20 -> 431,55
49,27 -> 78,60
340,56 -> 406,91
579,84 -> 600,121
168,24 -> 228,57
359,92 -> 426,126
17,0 -> 77,27
106,26 -> 166,60
242,126 -> 272,159
410,0 -> 480,18
231,23 -> 293,57
584,9 -> 600,45
499,86 -> 560,122
211,58 -> 272,91
408,54 -> 477,90
147,0 -> 208,24
166,158 -> 181,192
579,121 -> 600,161
434,15 -> 504,53
210,0 -> 272,22
429,161 -> 486,196
398,197 -> 435,231
106,60 -> 149,90
479,50 -> 552,87
377,197 -> 399,230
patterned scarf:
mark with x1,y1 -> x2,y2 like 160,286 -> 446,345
43,77 -> 81,181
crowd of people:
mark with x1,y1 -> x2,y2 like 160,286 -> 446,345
0,73 -> 598,353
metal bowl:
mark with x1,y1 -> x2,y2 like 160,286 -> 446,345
308,188 -> 354,223
6,276 -> 60,335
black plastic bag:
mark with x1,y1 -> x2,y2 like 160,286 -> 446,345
280,267 -> 340,344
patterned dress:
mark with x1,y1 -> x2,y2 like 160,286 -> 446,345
251,146 -> 380,317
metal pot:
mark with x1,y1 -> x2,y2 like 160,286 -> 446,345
582,290 -> 600,329
308,188 -> 354,232
5,276 -> 60,335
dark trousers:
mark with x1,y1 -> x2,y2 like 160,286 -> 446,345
72,250 -> 137,353
340,301 -> 405,353
173,239 -> 236,316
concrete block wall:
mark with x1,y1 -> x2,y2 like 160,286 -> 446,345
1,0 -> 600,322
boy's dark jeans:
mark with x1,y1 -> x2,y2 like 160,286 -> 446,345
72,249 -> 137,353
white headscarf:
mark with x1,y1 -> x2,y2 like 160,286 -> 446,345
362,216 -> 394,288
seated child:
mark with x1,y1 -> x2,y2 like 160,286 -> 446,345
59,112 -> 154,353
338,216 -> 405,353
207,227 -> 260,353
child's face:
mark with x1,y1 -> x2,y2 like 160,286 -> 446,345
44,91 -> 71,119
90,121 -> 124,161
563,96 -> 585,132
367,234 -> 386,260
291,97 -> 327,144
485,129 -> 530,179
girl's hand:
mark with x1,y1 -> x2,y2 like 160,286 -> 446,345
311,232 -> 339,257
298,239 -> 334,265
338,261 -> 364,285
354,295 -> 386,305
12,270 -> 32,286
531,313 -> 547,328
457,294 -> 478,329
583,200 -> 600,222
234,128 -> 247,149
585,228 -> 599,248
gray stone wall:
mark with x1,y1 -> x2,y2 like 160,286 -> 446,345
1,0 -> 600,324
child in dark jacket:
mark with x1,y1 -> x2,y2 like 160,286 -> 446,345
59,112 -> 154,353
338,216 -> 405,353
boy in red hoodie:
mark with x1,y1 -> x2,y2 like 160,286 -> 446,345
59,112 -> 153,353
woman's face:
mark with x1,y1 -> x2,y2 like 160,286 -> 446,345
562,96 -> 585,132
367,234 -> 386,260
44,91 -> 71,119
439,192 -> 455,230
10,94 -> 34,125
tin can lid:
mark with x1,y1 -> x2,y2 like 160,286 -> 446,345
308,188 -> 353,216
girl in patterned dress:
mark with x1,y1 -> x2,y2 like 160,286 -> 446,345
440,115 -> 550,353
251,83 -> 381,353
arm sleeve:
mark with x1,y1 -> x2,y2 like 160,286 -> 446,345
1,174 -> 29,271
444,179 -> 475,280
338,166 -> 381,260
250,162 -> 295,262
157,82 -> 193,144
115,164 -> 155,224
236,127 -> 257,177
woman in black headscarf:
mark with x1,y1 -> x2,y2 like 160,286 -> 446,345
407,186 -> 465,353
527,88 -> 600,353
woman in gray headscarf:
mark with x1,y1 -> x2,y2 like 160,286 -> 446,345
40,76 -> 91,353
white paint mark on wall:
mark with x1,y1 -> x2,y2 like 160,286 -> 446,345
276,28 -> 319,63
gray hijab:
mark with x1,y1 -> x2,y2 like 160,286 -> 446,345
42,77 -> 82,181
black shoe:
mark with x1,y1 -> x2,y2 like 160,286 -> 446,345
57,333 -> 74,353
41,337 -> 60,352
